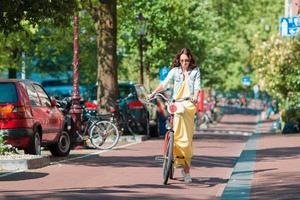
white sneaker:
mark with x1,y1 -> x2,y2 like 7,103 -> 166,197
184,174 -> 192,183
181,169 -> 192,183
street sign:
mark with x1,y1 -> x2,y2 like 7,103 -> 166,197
242,76 -> 251,86
279,16 -> 300,37
159,66 -> 169,82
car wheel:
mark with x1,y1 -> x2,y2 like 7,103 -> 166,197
49,131 -> 71,157
24,130 -> 41,155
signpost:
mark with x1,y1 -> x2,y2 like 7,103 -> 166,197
279,16 -> 300,36
242,76 -> 251,86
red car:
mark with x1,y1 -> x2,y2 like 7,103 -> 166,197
0,79 -> 71,156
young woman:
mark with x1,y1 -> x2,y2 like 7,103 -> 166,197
149,48 -> 201,183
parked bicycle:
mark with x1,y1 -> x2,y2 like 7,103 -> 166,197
149,92 -> 191,185
57,97 -> 120,150
111,93 -> 149,136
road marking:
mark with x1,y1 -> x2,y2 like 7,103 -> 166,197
50,141 -> 141,165
219,114 -> 262,200
0,141 -> 141,178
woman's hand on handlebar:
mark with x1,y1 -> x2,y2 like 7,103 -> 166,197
147,93 -> 155,101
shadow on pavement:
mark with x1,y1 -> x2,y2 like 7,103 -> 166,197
0,172 -> 48,181
250,172 -> 300,200
197,134 -> 249,142
232,168 -> 277,176
255,146 -> 300,162
171,176 -> 229,188
52,153 -> 240,170
1,187 -> 198,200
192,155 -> 238,168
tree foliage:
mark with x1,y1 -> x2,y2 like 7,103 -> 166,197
0,0 -> 76,34
0,0 -> 293,107
251,35 -> 300,107
117,0 -> 283,92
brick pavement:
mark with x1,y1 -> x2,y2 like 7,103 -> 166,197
1,107 -> 299,200
216,108 -> 300,200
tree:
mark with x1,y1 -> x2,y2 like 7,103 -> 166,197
0,0 -> 118,112
0,0 -> 77,78
81,0 -> 119,112
251,34 -> 300,108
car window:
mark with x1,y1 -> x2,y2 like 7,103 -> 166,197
135,85 -> 148,101
0,83 -> 18,103
33,84 -> 52,107
119,85 -> 134,99
26,84 -> 41,106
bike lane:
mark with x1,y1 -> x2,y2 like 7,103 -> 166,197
0,113 -> 259,200
220,111 -> 300,200
249,133 -> 300,199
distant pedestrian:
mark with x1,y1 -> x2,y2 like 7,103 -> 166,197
149,47 -> 201,183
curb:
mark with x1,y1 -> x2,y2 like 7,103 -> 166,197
0,155 -> 50,171
0,135 -> 149,172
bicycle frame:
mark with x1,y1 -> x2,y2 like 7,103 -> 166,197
149,92 -> 190,185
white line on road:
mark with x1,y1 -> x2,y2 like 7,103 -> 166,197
50,141 -> 141,165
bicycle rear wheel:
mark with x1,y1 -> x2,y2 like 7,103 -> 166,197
163,131 -> 174,185
89,121 -> 120,150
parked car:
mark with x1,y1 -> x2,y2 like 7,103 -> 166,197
41,79 -> 86,100
84,81 -> 164,137
0,79 -> 71,156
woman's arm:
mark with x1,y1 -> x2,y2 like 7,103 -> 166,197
149,68 -> 175,97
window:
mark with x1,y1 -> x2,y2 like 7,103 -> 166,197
26,84 -> 41,106
0,83 -> 18,103
33,84 -> 52,107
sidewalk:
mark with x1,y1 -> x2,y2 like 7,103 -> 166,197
217,109 -> 300,200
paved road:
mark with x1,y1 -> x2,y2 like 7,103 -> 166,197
1,107 -> 298,200
0,134 -> 250,199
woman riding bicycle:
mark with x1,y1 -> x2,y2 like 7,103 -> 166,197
149,48 -> 201,183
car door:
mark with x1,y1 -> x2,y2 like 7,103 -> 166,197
33,84 -> 62,141
26,83 -> 51,141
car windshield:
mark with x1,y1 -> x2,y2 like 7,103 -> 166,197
0,83 -> 18,103
119,85 -> 133,99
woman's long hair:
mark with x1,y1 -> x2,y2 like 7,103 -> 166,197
170,48 -> 197,69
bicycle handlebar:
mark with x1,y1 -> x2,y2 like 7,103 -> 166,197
148,92 -> 191,103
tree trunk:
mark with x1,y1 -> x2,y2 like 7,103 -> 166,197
90,0 -> 118,113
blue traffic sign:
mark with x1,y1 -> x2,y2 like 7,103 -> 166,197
159,66 -> 169,82
242,76 -> 251,86
279,16 -> 300,37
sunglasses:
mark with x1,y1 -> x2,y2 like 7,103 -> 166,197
180,59 -> 190,63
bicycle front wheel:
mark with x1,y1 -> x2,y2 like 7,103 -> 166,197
89,121 -> 120,150
163,131 -> 174,185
